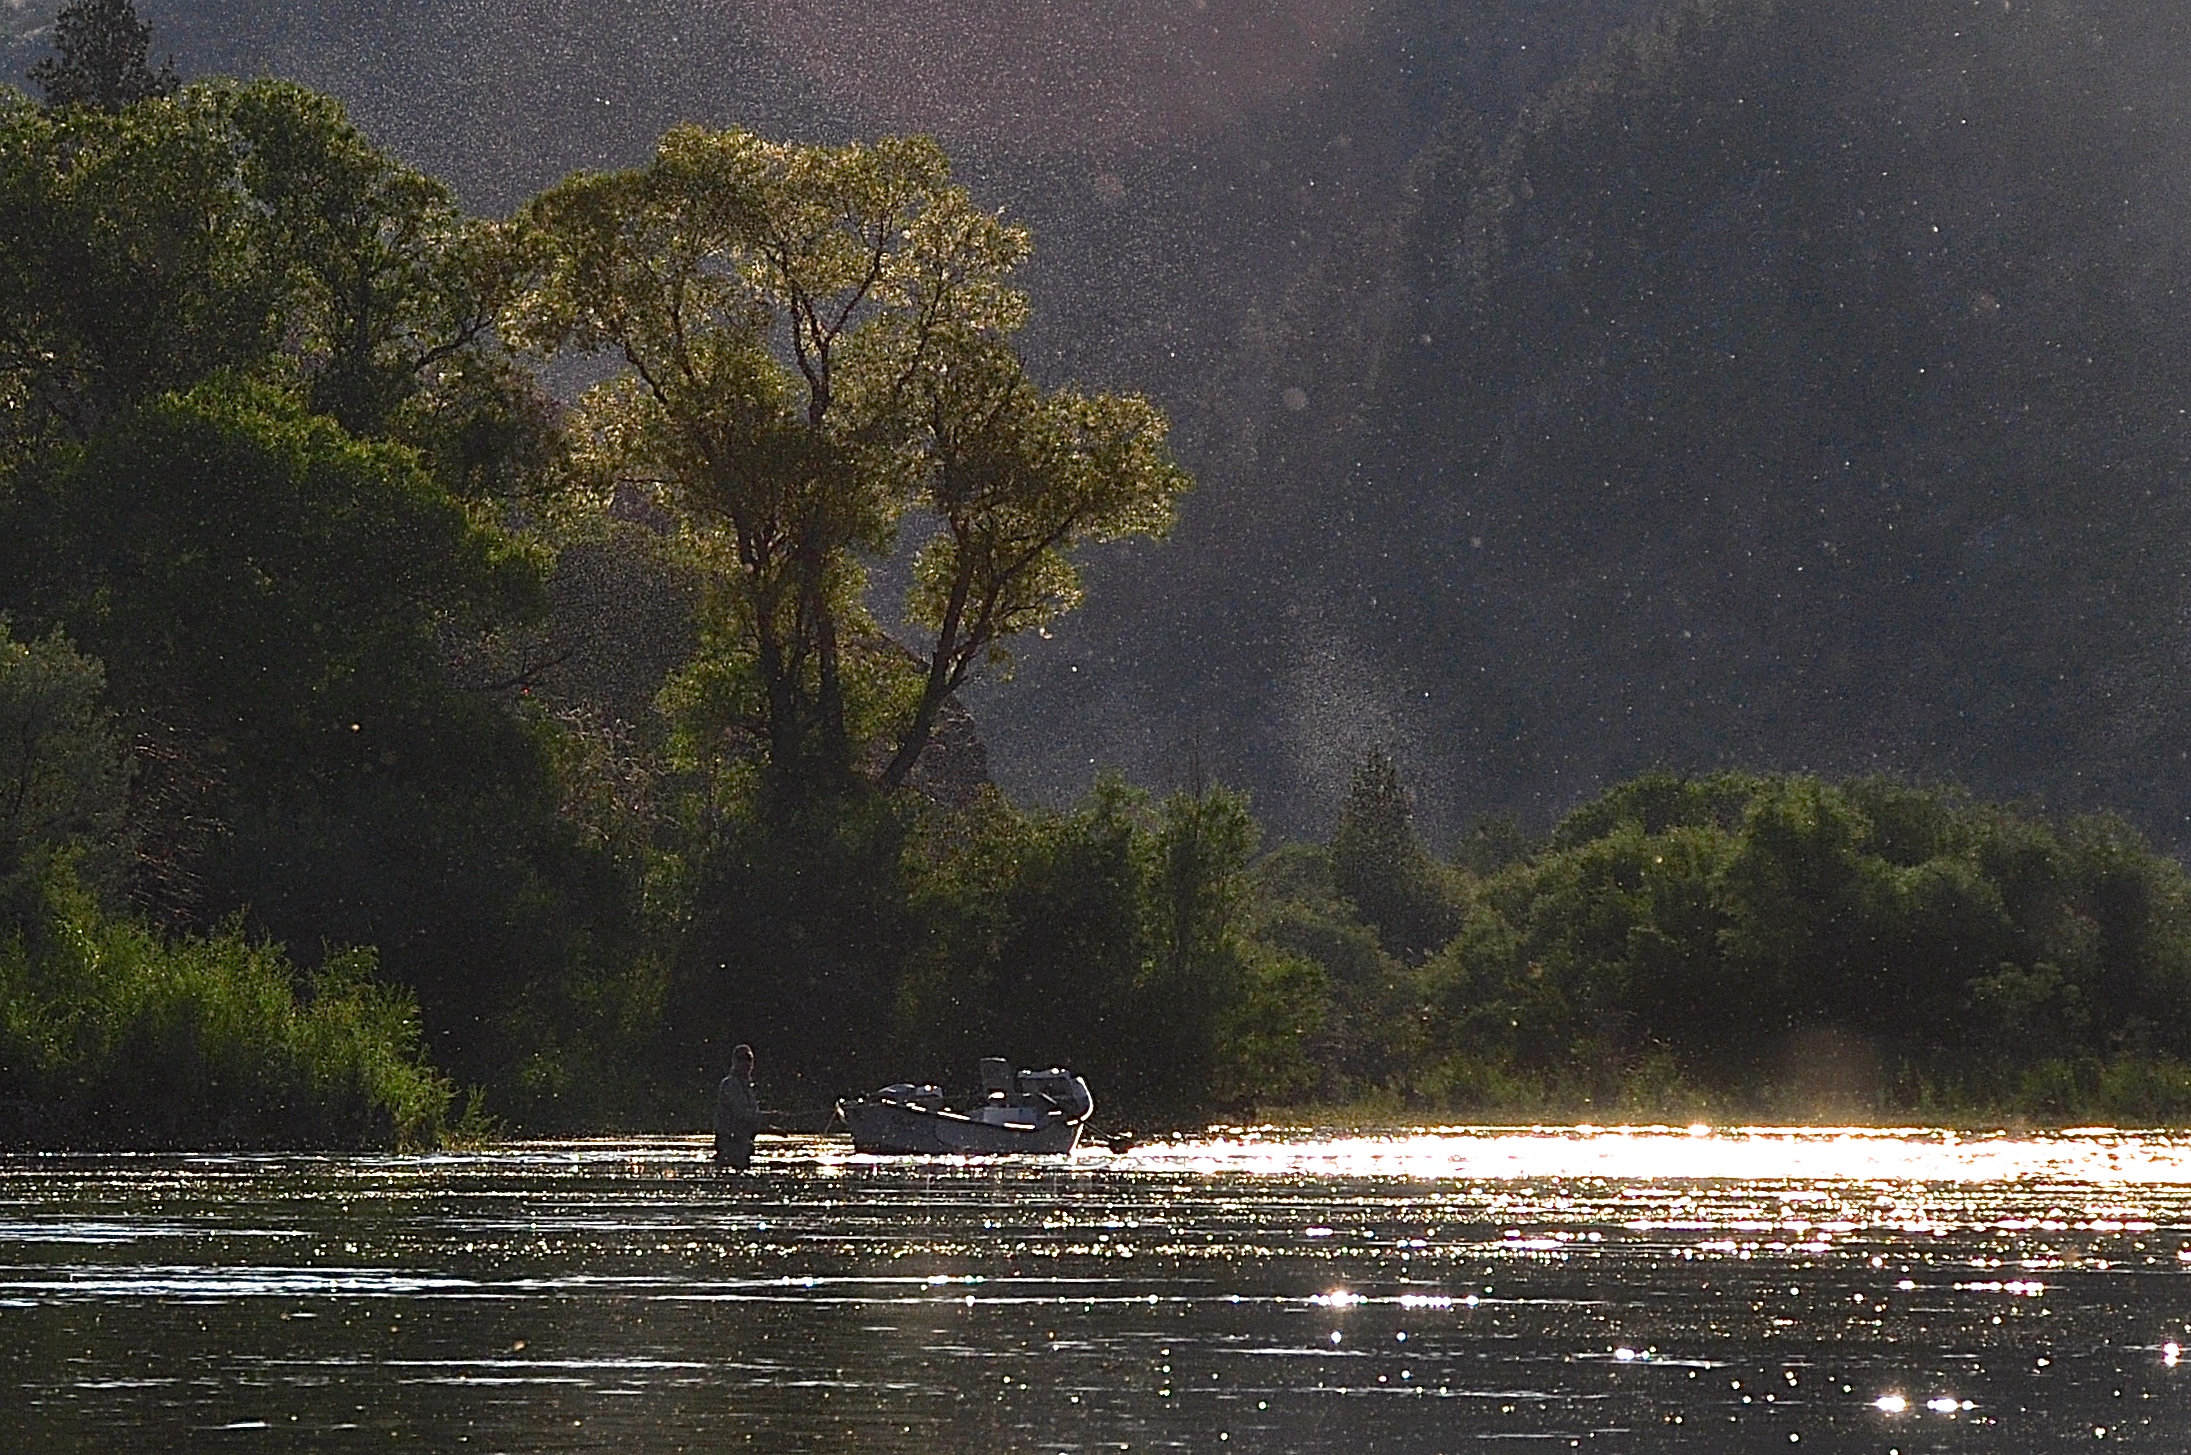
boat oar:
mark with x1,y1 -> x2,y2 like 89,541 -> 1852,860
756,1107 -> 844,1134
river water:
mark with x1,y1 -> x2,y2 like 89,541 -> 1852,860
4,1126 -> 2190,1451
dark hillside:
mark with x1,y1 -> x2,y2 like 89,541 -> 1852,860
1317,0 -> 2191,841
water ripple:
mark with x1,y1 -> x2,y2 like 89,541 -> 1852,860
5,1127 -> 2191,1451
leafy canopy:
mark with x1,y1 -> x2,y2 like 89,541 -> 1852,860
7,379 -> 540,799
0,80 -> 529,471
511,126 -> 1189,795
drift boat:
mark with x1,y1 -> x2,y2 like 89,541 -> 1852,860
838,1059 -> 1094,1155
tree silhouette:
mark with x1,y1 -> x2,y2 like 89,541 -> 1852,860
1330,747 -> 1458,959
31,0 -> 178,112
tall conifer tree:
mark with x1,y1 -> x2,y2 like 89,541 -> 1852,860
1331,747 -> 1457,959
30,0 -> 177,112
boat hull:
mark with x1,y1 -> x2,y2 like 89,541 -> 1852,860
839,1099 -> 1083,1156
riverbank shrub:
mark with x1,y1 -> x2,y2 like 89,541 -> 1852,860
1416,771 -> 2191,1118
0,862 -> 454,1148
889,780 -> 1261,1121
1226,766 -> 2191,1124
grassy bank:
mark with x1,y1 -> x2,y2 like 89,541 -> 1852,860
0,862 -> 458,1149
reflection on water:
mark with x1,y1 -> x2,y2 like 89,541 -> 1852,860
3,1126 -> 2190,1450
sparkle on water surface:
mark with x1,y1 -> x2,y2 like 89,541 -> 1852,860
4,1124 -> 2191,1450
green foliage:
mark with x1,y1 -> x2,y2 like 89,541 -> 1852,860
892,780 -> 1262,1118
390,351 -> 566,504
224,81 -> 519,438
1422,773 -> 2191,1113
1222,769 -> 2191,1122
1137,786 -> 1260,1108
13,379 -> 537,768
0,84 -> 1209,1135
1548,769 -> 1759,850
0,623 -> 128,895
0,85 -> 282,457
1330,748 -> 1463,960
17,61 -> 2188,1140
663,784 -> 917,1109
487,934 -> 672,1134
0,78 -> 532,482
1245,842 -> 1423,1104
1455,814 -> 1535,877
512,126 -> 1189,797
1212,940 -> 1328,1107
0,860 -> 452,1148
900,784 -> 1148,1102
29,0 -> 175,113
0,361 -> 627,1113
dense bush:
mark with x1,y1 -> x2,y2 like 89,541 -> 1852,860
0,861 -> 454,1148
1226,763 -> 2191,1123
1415,772 -> 2191,1117
672,778 -> 1266,1120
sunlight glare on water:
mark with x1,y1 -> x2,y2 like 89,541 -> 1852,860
4,1124 -> 2191,1451
1127,1122 -> 2191,1184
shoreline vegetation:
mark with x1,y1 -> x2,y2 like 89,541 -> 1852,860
0,855 -> 464,1150
8,6 -> 2191,1149
1230,1055 -> 2191,1135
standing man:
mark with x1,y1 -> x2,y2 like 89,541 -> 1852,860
714,1044 -> 761,1170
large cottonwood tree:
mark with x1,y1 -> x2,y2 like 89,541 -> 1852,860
509,127 -> 1189,797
